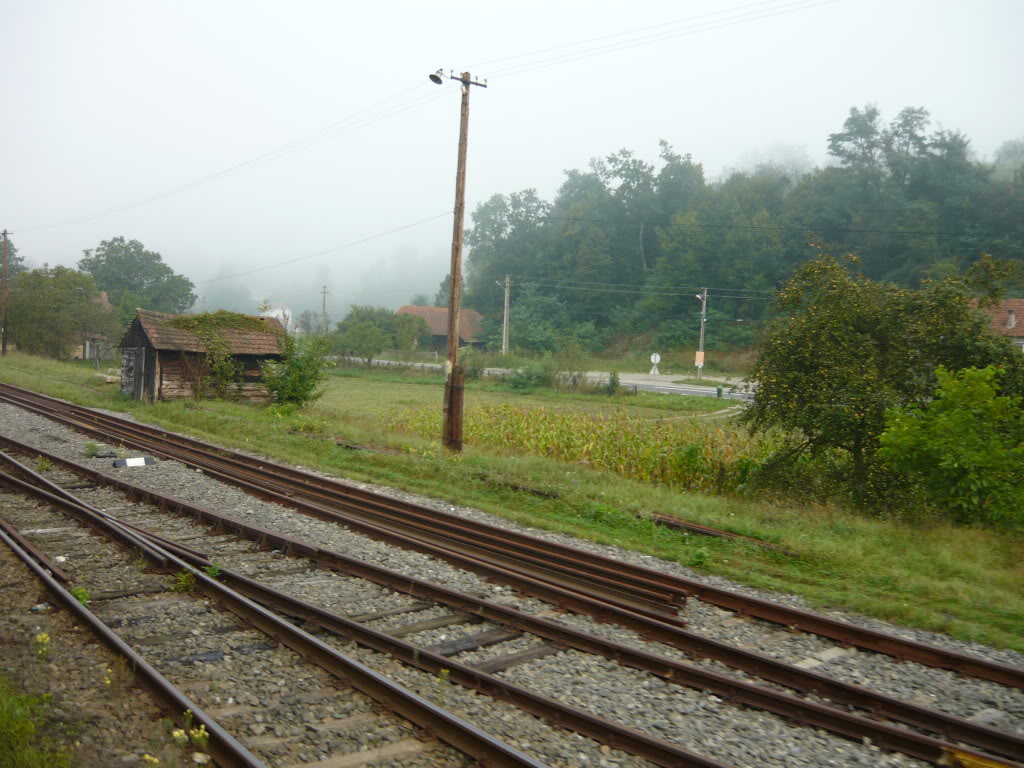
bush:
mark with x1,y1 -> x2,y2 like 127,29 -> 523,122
506,361 -> 556,391
262,335 -> 330,407
460,348 -> 484,380
605,370 -> 620,396
553,341 -> 589,391
879,366 -> 1024,526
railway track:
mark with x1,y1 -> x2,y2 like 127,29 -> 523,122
0,382 -> 1019,690
0,453 -> 742,768
0,402 -> 1020,766
0,462 -> 554,768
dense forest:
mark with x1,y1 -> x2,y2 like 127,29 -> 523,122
459,105 -> 1024,353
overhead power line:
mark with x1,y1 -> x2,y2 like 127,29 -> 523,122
485,0 -> 839,80
16,84 -> 451,233
535,215 -> 983,238
195,211 -> 452,284
470,0 -> 791,70
514,279 -> 773,299
16,1 -> 840,235
508,274 -> 775,293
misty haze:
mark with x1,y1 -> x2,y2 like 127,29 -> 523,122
1,3 -> 1023,768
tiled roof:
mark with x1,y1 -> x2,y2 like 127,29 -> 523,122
395,306 -> 484,342
134,309 -> 285,355
976,298 -> 1024,338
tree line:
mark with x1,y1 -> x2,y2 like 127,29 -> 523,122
2,236 -> 196,358
459,104 -> 1024,353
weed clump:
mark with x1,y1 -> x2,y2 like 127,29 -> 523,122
171,571 -> 197,594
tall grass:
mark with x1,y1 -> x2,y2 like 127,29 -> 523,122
384,403 -> 779,493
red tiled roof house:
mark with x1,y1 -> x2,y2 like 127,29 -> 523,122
119,309 -> 285,402
977,298 -> 1024,351
394,306 -> 485,350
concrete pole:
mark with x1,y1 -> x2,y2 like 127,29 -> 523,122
695,287 -> 707,381
1,230 -> 9,356
321,285 -> 328,334
501,274 -> 510,355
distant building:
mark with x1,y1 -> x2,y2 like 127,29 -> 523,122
119,309 -> 285,402
72,292 -> 115,362
977,298 -> 1024,350
394,306 -> 485,350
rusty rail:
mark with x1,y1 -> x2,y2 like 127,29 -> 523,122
1,382 -> 1022,692
0,461 -> 731,768
2,439 -> 1023,765
0,528 -> 267,768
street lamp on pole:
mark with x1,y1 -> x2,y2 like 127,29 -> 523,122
429,68 -> 487,452
694,287 -> 707,381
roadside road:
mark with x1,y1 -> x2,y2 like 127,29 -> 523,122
348,358 -> 752,402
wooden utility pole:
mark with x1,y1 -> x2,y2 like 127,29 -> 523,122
320,285 -> 328,334
1,230 -> 10,356
433,69 -> 486,452
500,274 -> 510,354
695,287 -> 708,381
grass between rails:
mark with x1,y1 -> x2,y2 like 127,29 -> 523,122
1,353 -> 1022,652
0,676 -> 72,768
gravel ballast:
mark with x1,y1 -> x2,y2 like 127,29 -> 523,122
1,400 -> 1022,766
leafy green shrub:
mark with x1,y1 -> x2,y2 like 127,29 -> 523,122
262,335 -> 330,407
460,348 -> 484,380
506,361 -> 556,391
879,366 -> 1024,526
553,341 -> 589,391
605,370 -> 620,396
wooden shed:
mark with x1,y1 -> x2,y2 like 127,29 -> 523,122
119,309 -> 285,402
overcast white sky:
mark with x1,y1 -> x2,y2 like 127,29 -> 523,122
2,0 -> 1022,319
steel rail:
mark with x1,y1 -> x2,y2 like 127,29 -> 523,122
0,388 -> 682,619
1,382 -> 1022,691
4,438 -> 1023,764
207,562 -> 1024,768
0,385 -> 685,609
0,527 -> 267,768
0,468 -> 552,768
0,462 -> 748,768
0,512 -> 69,583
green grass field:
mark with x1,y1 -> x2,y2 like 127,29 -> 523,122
1,352 -> 1022,652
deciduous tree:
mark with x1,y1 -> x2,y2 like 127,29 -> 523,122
742,255 -> 1024,491
78,237 -> 196,322
9,267 -> 119,358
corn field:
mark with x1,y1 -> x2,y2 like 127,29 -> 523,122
382,404 -> 781,493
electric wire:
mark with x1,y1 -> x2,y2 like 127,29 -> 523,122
508,274 -> 775,293
534,215 -> 980,238
468,0 -> 792,71
15,84 -> 450,233
17,1 -> 840,234
514,280 -> 773,298
486,0 -> 839,80
195,211 -> 452,284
